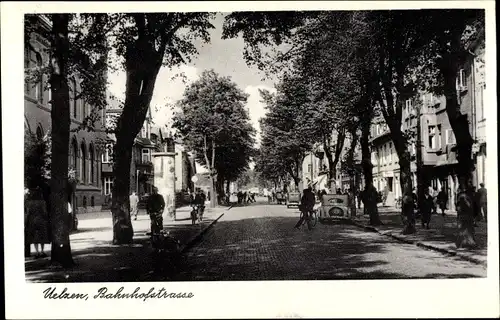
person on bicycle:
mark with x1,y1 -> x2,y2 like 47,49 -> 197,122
194,189 -> 206,217
294,187 -> 316,229
147,187 -> 165,234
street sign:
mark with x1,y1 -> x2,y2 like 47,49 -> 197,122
191,175 -> 198,183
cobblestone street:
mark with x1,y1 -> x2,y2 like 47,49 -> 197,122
172,201 -> 487,281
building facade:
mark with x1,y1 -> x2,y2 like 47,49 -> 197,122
101,103 -> 169,205
369,32 -> 486,209
24,16 -> 107,213
300,131 -> 362,193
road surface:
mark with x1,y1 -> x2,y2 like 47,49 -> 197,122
172,201 -> 486,280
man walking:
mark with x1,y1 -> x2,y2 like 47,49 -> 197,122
129,191 -> 139,221
477,183 -> 487,223
147,187 -> 165,234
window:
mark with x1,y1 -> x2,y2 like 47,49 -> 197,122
36,125 -> 44,141
47,83 -> 52,104
411,142 -> 416,156
405,99 -> 412,115
80,143 -> 87,183
478,85 -> 485,120
437,124 -> 442,149
142,148 -> 151,163
83,100 -> 87,119
456,69 -> 466,89
102,143 -> 113,163
389,143 -> 393,163
307,164 -> 312,173
71,78 -> 78,119
70,139 -> 78,175
141,126 -> 147,138
445,129 -> 456,145
35,53 -> 43,103
387,177 -> 394,192
89,146 -> 95,185
104,177 -> 113,195
428,125 -> 436,149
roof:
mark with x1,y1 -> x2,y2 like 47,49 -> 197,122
135,137 -> 155,148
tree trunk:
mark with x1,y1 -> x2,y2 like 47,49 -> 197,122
49,14 -> 74,267
360,114 -> 381,225
441,49 -> 476,248
392,128 -> 415,234
323,130 -> 345,192
111,142 -> 134,244
346,129 -> 359,218
111,38 -> 161,244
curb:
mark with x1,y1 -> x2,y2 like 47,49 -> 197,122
351,220 -> 487,267
180,206 -> 232,253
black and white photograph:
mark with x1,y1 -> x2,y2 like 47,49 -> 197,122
2,1 -> 499,318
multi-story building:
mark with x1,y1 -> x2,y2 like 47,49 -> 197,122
370,30 -> 486,209
101,98 -> 197,206
370,121 -> 402,206
101,100 -> 168,205
300,131 -> 362,193
24,15 -> 107,213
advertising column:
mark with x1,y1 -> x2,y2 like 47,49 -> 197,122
152,151 -> 176,221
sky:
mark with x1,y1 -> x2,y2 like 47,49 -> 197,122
107,13 -> 277,146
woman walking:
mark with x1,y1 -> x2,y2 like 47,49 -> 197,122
26,187 -> 51,258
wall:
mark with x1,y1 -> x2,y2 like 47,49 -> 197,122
25,23 -> 106,212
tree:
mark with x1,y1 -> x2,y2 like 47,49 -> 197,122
361,11 -> 435,234
25,13 -> 109,265
104,13 -> 214,243
172,70 -> 256,208
259,76 -> 312,190
46,14 -> 74,267
414,9 -> 485,247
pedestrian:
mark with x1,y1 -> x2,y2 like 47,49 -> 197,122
437,188 -> 448,216
431,186 -> 439,215
477,183 -> 487,223
382,185 -> 389,206
194,189 -> 206,220
129,191 -> 139,221
25,187 -> 50,258
147,187 -> 165,234
420,187 -> 434,229
294,187 -> 316,229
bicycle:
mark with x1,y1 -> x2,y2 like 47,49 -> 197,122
149,217 -> 182,275
190,204 -> 205,225
298,208 -> 318,230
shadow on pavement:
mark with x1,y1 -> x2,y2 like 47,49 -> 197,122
24,219 -> 216,283
25,213 -> 485,283
171,216 -> 485,281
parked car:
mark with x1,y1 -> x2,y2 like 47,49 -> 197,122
286,192 -> 301,208
275,191 -> 286,205
317,194 -> 350,220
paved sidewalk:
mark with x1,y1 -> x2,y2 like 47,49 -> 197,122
352,207 -> 487,266
25,204 -> 228,282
